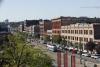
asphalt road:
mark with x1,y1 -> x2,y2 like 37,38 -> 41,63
31,41 -> 100,67
34,44 -> 85,67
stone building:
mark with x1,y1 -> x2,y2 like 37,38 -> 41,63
61,23 -> 100,49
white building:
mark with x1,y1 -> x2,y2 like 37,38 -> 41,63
61,23 -> 100,49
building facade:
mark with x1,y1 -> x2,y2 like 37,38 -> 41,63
39,20 -> 52,39
24,20 -> 39,32
61,23 -> 100,49
52,16 -> 75,36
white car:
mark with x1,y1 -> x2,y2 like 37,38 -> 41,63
82,50 -> 90,57
91,54 -> 100,59
47,45 -> 57,52
82,53 -> 91,57
68,47 -> 73,51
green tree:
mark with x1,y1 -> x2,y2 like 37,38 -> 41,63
44,35 -> 51,42
60,37 -> 66,47
85,41 -> 96,53
95,45 -> 100,54
73,43 -> 78,49
52,35 -> 62,44
0,33 -> 52,67
78,43 -> 83,51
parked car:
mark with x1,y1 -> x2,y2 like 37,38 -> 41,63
47,45 -> 57,52
77,51 -> 82,55
82,50 -> 91,57
82,53 -> 91,57
68,47 -> 73,51
91,54 -> 100,59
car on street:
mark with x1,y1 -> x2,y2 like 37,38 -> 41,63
82,50 -> 91,57
68,47 -> 73,51
82,53 -> 91,57
91,54 -> 100,59
47,44 -> 57,52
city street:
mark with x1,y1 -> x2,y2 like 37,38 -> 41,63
33,42 -> 100,67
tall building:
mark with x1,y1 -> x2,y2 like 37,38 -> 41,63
61,23 -> 100,49
39,20 -> 52,39
52,16 -> 75,36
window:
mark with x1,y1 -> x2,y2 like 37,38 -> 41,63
62,30 -> 64,33
75,30 -> 77,34
84,38 -> 88,42
73,37 -> 74,40
86,30 -> 88,34
86,38 -> 88,42
79,37 -> 83,41
68,30 -> 70,33
84,30 -> 88,35
71,36 -> 73,40
58,31 -> 60,33
80,30 -> 83,34
76,30 -> 78,34
89,30 -> 93,35
65,30 -> 67,33
79,30 -> 81,34
75,37 -> 76,40
65,36 -> 67,39
68,36 -> 70,40
77,37 -> 78,41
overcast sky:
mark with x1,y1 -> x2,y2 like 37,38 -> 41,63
0,0 -> 100,21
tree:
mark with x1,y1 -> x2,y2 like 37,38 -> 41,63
85,41 -> 96,53
78,43 -> 83,51
0,33 -> 52,67
52,35 -> 62,44
95,45 -> 100,54
73,43 -> 78,49
60,37 -> 66,47
44,35 -> 51,42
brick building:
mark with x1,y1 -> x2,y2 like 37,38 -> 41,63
52,16 -> 75,36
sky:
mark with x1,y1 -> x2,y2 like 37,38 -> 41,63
0,0 -> 100,22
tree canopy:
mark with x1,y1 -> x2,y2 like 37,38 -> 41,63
95,45 -> 100,54
85,41 -> 96,52
0,33 -> 52,67
52,35 -> 62,44
43,35 -> 51,42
